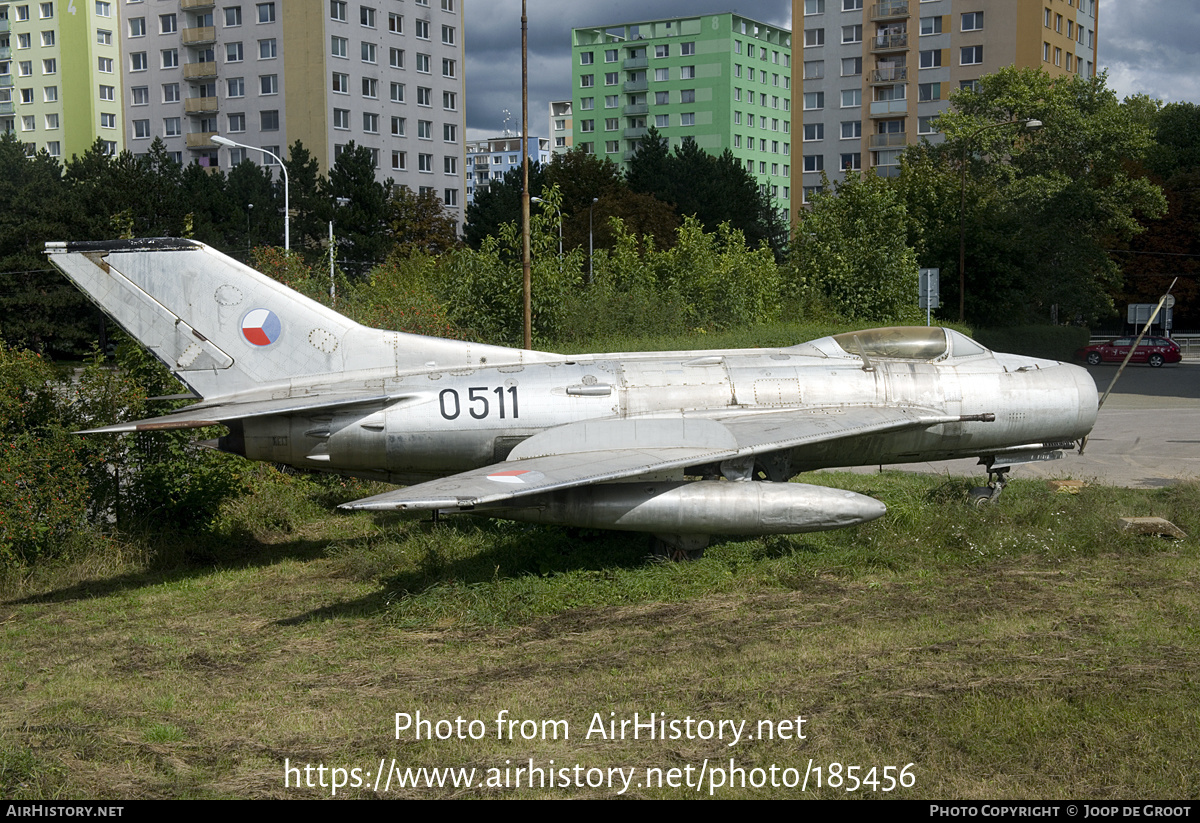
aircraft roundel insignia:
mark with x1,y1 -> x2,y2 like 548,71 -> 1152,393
487,469 -> 545,485
241,309 -> 281,346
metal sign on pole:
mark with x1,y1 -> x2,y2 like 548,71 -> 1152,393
919,268 -> 940,326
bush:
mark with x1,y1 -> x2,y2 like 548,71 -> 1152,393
973,325 -> 1091,361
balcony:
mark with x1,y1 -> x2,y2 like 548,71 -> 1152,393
623,56 -> 647,70
871,66 -> 908,83
184,62 -> 218,79
0,101 -> 12,115
623,126 -> 647,140
0,17 -> 9,33
0,46 -> 9,60
182,26 -> 216,46
622,79 -> 647,93
185,131 -> 217,148
867,132 -> 908,149
869,1 -> 909,20
622,103 -> 648,116
871,33 -> 908,52
0,75 -> 12,89
180,0 -> 216,8
869,99 -> 907,116
185,97 -> 218,114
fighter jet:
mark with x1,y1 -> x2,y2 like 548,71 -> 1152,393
47,239 -> 1098,556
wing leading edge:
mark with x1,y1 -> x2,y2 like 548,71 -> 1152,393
342,406 -> 978,512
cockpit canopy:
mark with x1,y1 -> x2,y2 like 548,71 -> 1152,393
796,327 -> 992,362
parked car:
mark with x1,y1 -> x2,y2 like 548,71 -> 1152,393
1075,337 -> 1182,368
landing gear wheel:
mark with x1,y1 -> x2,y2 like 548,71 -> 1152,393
970,464 -> 1010,506
1086,352 -> 1102,365
651,535 -> 709,562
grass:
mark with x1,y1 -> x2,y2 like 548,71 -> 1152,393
2,472 -> 1198,798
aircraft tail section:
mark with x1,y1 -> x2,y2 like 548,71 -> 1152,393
47,239 -> 549,401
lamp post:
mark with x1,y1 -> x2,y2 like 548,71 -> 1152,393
957,118 -> 1042,321
588,196 -> 599,285
530,196 -> 562,259
213,135 -> 289,252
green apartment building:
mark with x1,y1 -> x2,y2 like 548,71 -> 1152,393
571,13 -> 792,213
0,0 -> 125,158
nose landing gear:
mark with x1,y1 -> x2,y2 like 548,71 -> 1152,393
969,463 -> 1010,506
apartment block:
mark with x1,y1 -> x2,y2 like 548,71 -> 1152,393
548,99 -> 572,155
464,134 -> 549,207
120,0 -> 466,223
1,0 -> 125,158
791,0 -> 1098,212
571,13 -> 793,214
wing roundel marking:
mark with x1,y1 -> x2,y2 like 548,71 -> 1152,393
241,308 -> 281,346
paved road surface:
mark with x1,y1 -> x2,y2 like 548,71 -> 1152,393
837,362 -> 1200,488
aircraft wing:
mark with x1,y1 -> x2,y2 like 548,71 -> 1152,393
342,406 -> 975,511
77,391 -> 406,433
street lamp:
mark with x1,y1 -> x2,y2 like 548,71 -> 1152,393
530,196 -> 562,259
588,196 -> 599,285
957,118 -> 1042,321
213,135 -> 289,252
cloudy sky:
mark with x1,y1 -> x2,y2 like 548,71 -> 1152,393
463,1 -> 1200,142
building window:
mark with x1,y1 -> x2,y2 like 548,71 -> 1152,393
840,120 -> 861,139
416,86 -> 431,105
804,28 -> 824,47
443,156 -> 456,174
361,41 -> 376,63
918,116 -> 937,134
654,114 -> 668,128
962,12 -> 983,31
654,44 -> 668,58
443,58 -> 456,78
160,14 -> 177,34
842,24 -> 862,44
227,77 -> 244,97
918,82 -> 940,101
843,0 -> 863,9
416,53 -> 430,73
131,86 -> 149,106
131,52 -> 148,72
680,112 -> 695,126
840,153 -> 860,171
363,112 -> 378,133
803,154 -> 823,172
260,110 -> 279,131
228,112 -> 246,132
961,45 -> 983,65
841,88 -> 861,107
261,39 -> 278,59
803,91 -> 824,110
391,116 -> 405,136
681,42 -> 695,56
225,7 -> 242,26
164,83 -> 181,102
260,74 -> 277,94
443,91 -> 456,110
579,97 -> 593,110
390,47 -> 404,68
654,67 -> 669,82
391,82 -> 404,102
40,58 -> 55,75
417,120 -> 431,139
419,153 -> 432,172
363,77 -> 378,98
604,117 -> 618,131
443,123 -> 456,141
227,42 -> 244,62
441,25 -> 455,45
100,112 -> 116,128
581,74 -> 594,88
680,66 -> 695,80
43,113 -> 58,130
415,19 -> 428,39
43,86 -> 58,103
392,151 -> 406,170
162,49 -> 179,69
919,50 -> 942,68
389,13 -> 403,33
129,17 -> 145,37
97,29 -> 112,45
332,36 -> 347,58
803,123 -> 823,141
333,108 -> 349,129
580,119 -> 594,132
257,3 -> 275,24
841,57 -> 861,76
804,0 -> 824,13
331,0 -> 346,22
20,88 -> 34,104
580,51 -> 594,65
39,2 -> 53,18
919,16 -> 942,35
605,49 -> 618,62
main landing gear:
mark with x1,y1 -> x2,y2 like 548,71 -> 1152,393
969,463 -> 1010,506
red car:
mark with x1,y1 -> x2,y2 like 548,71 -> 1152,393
1076,337 -> 1182,368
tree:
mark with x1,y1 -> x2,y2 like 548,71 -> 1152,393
792,172 -> 922,325
917,67 -> 1166,324
324,142 -> 392,276
386,185 -> 461,257
283,141 -> 330,254
462,161 -> 547,251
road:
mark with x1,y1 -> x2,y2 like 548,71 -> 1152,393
839,362 -> 1200,489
